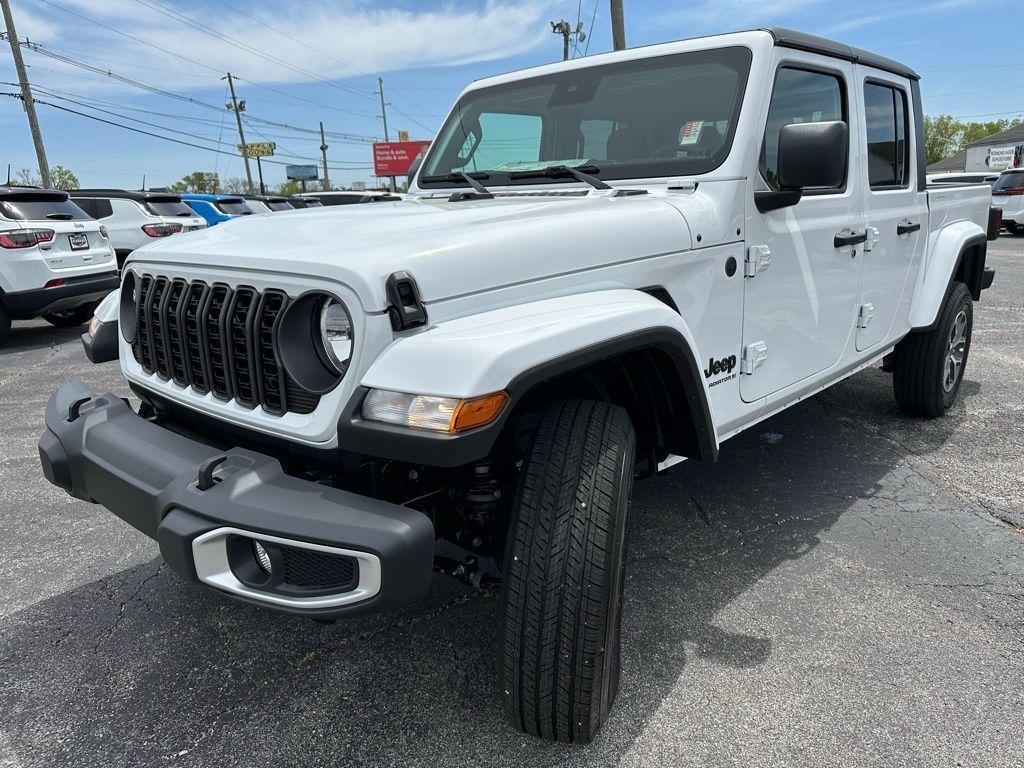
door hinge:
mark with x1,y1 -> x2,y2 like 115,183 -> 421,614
745,245 -> 771,278
857,303 -> 875,329
864,227 -> 880,252
741,341 -> 768,374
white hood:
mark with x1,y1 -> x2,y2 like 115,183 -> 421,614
128,193 -> 693,311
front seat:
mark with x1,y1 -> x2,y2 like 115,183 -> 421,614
606,125 -> 650,161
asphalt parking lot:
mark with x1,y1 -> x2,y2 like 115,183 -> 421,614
1,241 -> 1021,768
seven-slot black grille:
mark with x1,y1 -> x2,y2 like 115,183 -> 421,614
131,275 -> 319,415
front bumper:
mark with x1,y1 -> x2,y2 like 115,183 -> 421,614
2,272 -> 119,319
38,381 -> 435,618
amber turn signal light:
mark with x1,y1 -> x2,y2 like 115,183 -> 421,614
451,391 -> 509,432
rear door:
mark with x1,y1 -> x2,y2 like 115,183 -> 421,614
854,68 -> 924,351
741,56 -> 864,402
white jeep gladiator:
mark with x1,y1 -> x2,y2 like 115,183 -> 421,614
39,28 -> 999,743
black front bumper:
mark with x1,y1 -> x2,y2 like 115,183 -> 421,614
38,381 -> 435,618
2,272 -> 119,319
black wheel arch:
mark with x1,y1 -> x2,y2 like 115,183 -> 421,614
339,326 -> 719,468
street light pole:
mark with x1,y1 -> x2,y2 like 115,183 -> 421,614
1,0 -> 51,188
223,72 -> 254,194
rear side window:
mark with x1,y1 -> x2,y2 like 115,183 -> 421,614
864,82 -> 909,189
761,67 -> 847,191
145,199 -> 193,216
993,172 -> 1024,192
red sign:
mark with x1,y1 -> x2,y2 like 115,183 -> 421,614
373,140 -> 431,176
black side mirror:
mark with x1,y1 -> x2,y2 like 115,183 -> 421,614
756,120 -> 848,213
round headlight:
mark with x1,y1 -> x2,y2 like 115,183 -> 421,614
319,297 -> 353,374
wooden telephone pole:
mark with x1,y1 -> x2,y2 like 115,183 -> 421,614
610,0 -> 626,51
223,72 -> 254,194
1,0 -> 51,188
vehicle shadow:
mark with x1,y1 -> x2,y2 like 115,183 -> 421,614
0,320 -> 84,353
0,372 -> 953,768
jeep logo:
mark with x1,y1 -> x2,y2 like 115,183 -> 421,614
704,355 -> 737,378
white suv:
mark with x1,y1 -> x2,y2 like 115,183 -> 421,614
0,186 -> 118,340
69,190 -> 207,269
991,168 -> 1024,233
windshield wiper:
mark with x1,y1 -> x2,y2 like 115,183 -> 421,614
507,164 -> 610,190
420,170 -> 495,202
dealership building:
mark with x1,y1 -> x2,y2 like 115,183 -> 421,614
928,123 -> 1024,173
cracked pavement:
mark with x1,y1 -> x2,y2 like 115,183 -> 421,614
0,242 -> 1021,767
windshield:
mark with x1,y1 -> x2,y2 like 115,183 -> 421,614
215,200 -> 253,215
145,199 -> 194,217
0,194 -> 90,221
420,46 -> 751,186
992,172 -> 1024,192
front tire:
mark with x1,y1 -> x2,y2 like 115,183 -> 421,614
498,399 -> 635,743
893,281 -> 973,417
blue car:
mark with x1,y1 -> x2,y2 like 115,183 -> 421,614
179,194 -> 253,226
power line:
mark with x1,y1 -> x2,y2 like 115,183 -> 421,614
1,93 -> 375,171
584,0 -> 599,56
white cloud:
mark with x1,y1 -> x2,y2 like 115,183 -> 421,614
16,0 -> 554,95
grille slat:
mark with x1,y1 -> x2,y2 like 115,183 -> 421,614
131,276 -> 320,415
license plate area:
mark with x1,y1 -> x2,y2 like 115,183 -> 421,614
68,233 -> 89,250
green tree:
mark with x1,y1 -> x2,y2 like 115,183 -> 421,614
925,115 -> 1023,166
168,171 -> 220,193
12,164 -> 80,190
220,177 -> 249,195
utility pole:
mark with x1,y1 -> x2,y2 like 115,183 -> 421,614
550,19 -> 586,61
222,72 -> 254,194
2,0 -> 50,188
319,121 -> 330,192
377,77 -> 395,192
610,0 -> 626,51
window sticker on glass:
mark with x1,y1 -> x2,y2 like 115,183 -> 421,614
679,120 -> 704,146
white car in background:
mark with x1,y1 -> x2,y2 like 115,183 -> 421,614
991,168 -> 1024,233
297,190 -> 402,206
69,190 -> 207,269
926,171 -> 1000,185
243,195 -> 295,214
0,186 -> 118,341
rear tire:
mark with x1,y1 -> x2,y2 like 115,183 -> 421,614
41,304 -> 95,328
498,399 -> 635,743
893,281 -> 973,417
0,303 -> 10,343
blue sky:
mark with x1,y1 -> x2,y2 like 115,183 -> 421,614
1,0 -> 1019,189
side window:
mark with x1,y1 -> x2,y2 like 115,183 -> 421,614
94,199 -> 114,218
71,198 -> 95,218
864,82 -> 909,189
468,112 -> 543,171
761,67 -> 846,191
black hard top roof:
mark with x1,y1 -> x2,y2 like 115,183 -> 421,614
763,27 -> 919,80
69,188 -> 185,202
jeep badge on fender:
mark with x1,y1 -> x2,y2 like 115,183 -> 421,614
37,27 -> 997,745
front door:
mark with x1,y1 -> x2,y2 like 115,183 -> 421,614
855,68 -> 924,351
741,57 -> 864,403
